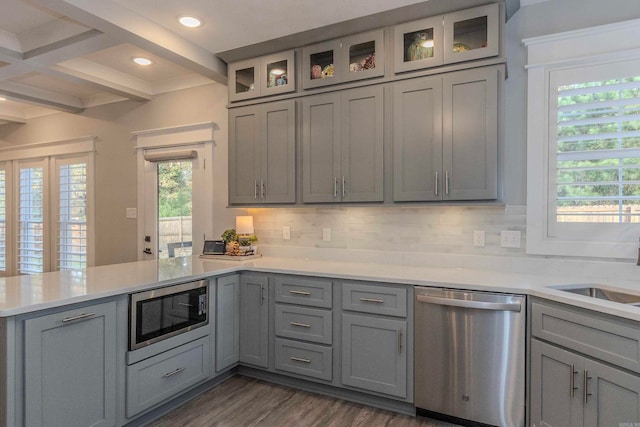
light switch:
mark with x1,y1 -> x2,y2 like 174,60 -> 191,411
126,208 -> 137,219
283,226 -> 291,240
473,230 -> 485,247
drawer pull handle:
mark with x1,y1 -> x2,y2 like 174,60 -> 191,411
163,367 -> 185,378
570,364 -> 578,397
360,297 -> 384,304
290,357 -> 311,364
289,290 -> 311,296
61,312 -> 96,323
290,321 -> 311,328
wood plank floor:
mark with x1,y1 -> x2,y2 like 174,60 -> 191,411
147,375 -> 460,427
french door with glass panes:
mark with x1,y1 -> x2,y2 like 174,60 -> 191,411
0,155 -> 93,276
140,144 -> 213,260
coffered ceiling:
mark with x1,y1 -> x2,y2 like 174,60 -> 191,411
0,0 -> 519,124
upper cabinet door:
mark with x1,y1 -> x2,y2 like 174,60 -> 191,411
261,51 -> 296,97
228,58 -> 261,102
341,29 -> 385,83
443,3 -> 500,65
229,106 -> 261,204
261,100 -> 296,204
302,39 -> 343,89
442,66 -> 498,201
393,16 -> 444,74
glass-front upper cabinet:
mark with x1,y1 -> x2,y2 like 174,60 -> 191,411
302,39 -> 343,89
393,16 -> 444,73
228,50 -> 295,102
302,29 -> 384,89
443,3 -> 499,64
341,30 -> 385,83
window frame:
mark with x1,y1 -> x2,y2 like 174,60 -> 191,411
524,18 -> 640,259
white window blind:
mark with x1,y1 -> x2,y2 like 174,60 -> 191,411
57,162 -> 87,270
18,166 -> 44,274
555,75 -> 640,223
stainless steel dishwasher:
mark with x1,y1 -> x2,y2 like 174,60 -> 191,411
415,287 -> 525,427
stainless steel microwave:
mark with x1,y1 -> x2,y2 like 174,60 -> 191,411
130,279 -> 208,351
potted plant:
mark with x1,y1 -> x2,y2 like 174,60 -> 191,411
221,229 -> 238,253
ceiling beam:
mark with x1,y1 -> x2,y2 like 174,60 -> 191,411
0,104 -> 27,124
32,0 -> 227,84
0,81 -> 83,114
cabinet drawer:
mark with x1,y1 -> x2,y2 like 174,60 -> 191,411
126,337 -> 210,417
275,338 -> 332,381
275,276 -> 332,308
275,304 -> 332,345
532,300 -> 640,374
342,282 -> 407,317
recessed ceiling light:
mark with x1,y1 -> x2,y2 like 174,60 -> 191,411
133,57 -> 153,66
0,97 -> 6,101
179,16 -> 202,28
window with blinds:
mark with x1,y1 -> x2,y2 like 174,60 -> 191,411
555,75 -> 640,223
18,166 -> 44,274
57,162 -> 87,270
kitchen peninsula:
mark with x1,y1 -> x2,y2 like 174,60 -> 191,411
2,252 -> 640,427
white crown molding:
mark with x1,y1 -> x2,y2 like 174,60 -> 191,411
0,135 -> 96,161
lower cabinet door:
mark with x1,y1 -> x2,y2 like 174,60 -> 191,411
341,313 -> 407,398
239,275 -> 269,368
126,337 -> 210,417
275,338 -> 332,381
530,339 -> 584,427
584,358 -> 640,427
24,301 -> 117,427
216,275 -> 240,372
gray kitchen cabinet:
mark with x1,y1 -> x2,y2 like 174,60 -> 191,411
228,50 -> 295,102
229,99 -> 296,204
24,300 -> 116,427
239,274 -> 269,368
393,65 -> 498,201
216,274 -> 240,372
531,339 -> 640,427
302,85 -> 384,203
341,313 -> 407,398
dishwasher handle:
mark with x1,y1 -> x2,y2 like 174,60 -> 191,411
416,294 -> 521,312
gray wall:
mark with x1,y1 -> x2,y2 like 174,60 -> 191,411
0,83 -> 232,267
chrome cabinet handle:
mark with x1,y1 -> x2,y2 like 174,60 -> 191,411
62,312 -> 95,323
398,330 -> 403,354
584,370 -> 592,404
360,297 -> 384,304
334,177 -> 338,198
435,171 -> 439,196
290,357 -> 311,364
254,180 -> 258,199
445,170 -> 449,195
163,367 -> 185,378
342,176 -> 346,198
289,290 -> 311,296
261,179 -> 265,199
260,284 -> 265,305
290,321 -> 311,328
570,364 -> 578,397
178,302 -> 194,307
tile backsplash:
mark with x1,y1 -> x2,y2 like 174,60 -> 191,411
248,205 -> 527,257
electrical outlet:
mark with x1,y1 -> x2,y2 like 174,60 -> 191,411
126,208 -> 137,219
282,226 -> 291,240
500,230 -> 521,248
322,228 -> 331,242
473,230 -> 485,247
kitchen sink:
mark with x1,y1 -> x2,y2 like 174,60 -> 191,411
555,285 -> 640,305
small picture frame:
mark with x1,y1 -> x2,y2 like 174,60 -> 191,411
203,240 -> 225,255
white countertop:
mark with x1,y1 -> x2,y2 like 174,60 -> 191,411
1,254 -> 640,321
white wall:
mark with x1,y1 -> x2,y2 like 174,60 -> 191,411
0,83 -> 235,266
